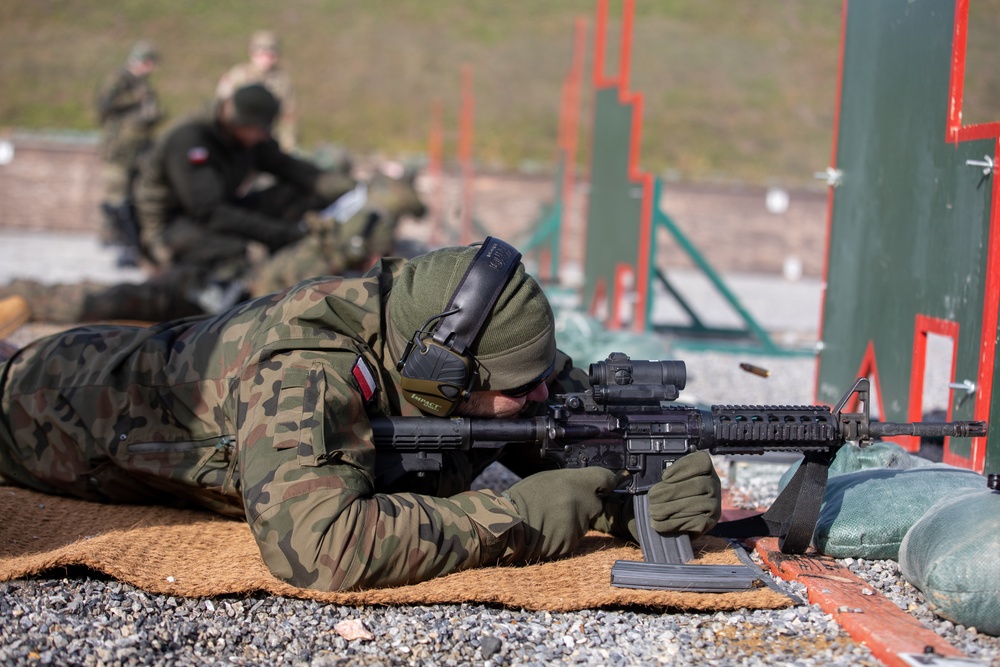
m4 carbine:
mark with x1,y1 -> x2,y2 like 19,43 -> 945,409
371,353 -> 986,589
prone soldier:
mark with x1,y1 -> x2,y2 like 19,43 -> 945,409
0,239 -> 720,591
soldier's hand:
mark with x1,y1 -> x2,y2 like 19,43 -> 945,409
301,211 -> 337,236
647,451 -> 722,536
314,171 -> 356,203
504,467 -> 619,562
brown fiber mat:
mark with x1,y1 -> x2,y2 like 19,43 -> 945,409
0,486 -> 791,612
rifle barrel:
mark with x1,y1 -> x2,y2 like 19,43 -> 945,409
868,420 -> 987,438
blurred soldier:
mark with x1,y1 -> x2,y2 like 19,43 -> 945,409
248,162 -> 428,297
216,30 -> 298,152
133,83 -> 354,288
95,40 -> 164,259
0,162 -> 426,325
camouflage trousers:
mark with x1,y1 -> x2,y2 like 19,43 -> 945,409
0,268 -> 211,324
0,356 -> 242,517
246,225 -> 348,298
2,220 -> 373,328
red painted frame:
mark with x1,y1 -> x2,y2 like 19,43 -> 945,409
558,17 -> 587,277
945,0 -> 998,472
819,0 -> 997,472
590,0 -> 655,332
903,315 -> 960,455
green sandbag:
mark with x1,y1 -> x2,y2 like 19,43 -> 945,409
899,487 -> 1000,636
811,465 -> 984,559
778,441 -> 933,490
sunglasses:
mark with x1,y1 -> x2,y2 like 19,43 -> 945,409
500,359 -> 555,398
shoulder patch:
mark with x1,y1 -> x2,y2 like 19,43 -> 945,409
351,355 -> 378,403
187,146 -> 209,164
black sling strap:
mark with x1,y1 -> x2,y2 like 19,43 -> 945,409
710,450 -> 834,553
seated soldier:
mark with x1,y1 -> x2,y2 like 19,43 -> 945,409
0,161 -> 427,324
133,83 -> 353,276
0,239 -> 720,591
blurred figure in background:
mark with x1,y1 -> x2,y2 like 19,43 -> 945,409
95,40 -> 164,263
133,84 -> 352,284
0,160 -> 426,325
0,85 -> 358,325
248,161 -> 428,297
216,30 -> 298,152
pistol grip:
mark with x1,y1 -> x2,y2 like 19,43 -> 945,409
633,494 -> 694,564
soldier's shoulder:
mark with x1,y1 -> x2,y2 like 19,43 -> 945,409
162,110 -> 215,146
97,67 -> 130,94
220,63 -> 255,86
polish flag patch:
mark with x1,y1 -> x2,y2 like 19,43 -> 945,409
351,356 -> 378,403
187,146 -> 209,164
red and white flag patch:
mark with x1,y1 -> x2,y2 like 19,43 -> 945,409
187,146 -> 209,164
351,356 -> 378,403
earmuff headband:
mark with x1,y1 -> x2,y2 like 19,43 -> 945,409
396,237 -> 522,416
431,237 -> 521,354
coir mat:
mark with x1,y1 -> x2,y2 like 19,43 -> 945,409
0,486 -> 791,612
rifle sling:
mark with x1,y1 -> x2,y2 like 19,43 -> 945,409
709,450 -> 832,554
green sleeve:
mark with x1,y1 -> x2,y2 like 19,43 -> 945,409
237,356 -> 525,591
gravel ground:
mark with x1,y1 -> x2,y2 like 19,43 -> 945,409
2,350 -> 999,666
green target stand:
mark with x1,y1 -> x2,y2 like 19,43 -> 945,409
579,0 -> 784,354
817,0 -> 999,473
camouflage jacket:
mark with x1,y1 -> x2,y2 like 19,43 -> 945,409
96,67 -> 163,165
0,258 -> 531,591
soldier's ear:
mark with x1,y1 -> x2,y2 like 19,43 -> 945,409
219,98 -> 235,125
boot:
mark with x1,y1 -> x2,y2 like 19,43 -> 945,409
0,280 -> 88,324
0,295 -> 30,339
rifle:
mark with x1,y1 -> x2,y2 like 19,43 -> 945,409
371,352 -> 987,591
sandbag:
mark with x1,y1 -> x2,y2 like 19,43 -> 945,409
810,465 -> 984,559
778,441 -> 933,490
899,486 -> 1000,636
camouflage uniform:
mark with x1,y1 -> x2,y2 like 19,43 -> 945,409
0,259 -> 541,590
0,272 -> 208,325
248,168 -> 429,297
96,42 -> 163,243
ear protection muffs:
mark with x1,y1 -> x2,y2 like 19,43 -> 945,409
396,237 -> 521,416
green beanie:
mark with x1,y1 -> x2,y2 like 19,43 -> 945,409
386,245 -> 556,391
231,84 -> 280,128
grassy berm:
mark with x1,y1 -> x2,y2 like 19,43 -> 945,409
2,0 -> 999,187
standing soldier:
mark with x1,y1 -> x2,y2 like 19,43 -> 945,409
217,30 -> 298,153
95,40 -> 164,257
